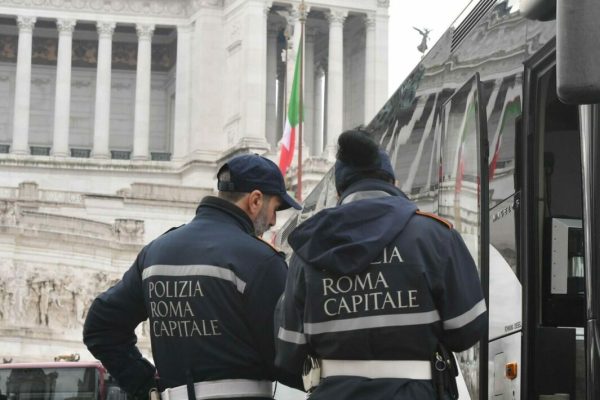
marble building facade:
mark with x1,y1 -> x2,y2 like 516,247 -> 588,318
0,0 -> 389,362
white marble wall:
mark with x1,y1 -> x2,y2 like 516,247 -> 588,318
225,26 -> 242,148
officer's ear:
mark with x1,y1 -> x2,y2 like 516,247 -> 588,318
246,190 -> 264,219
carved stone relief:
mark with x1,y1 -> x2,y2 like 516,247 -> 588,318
0,200 -> 20,226
0,260 -> 123,331
114,218 -> 144,243
18,181 -> 39,201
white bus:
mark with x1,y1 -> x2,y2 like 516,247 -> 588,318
276,1 -> 600,399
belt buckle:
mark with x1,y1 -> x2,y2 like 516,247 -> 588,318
149,388 -> 161,400
434,352 -> 447,372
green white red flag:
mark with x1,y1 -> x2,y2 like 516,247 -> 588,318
278,36 -> 303,176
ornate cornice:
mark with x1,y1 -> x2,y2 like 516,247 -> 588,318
136,23 -> 155,39
0,0 -> 190,19
57,19 -> 76,34
188,0 -> 224,14
16,16 -> 36,33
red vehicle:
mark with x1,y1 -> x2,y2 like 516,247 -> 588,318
0,361 -> 127,400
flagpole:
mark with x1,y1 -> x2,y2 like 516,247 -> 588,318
296,0 -> 306,202
282,29 -> 289,142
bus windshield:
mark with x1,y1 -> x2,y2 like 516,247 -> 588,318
0,366 -> 99,400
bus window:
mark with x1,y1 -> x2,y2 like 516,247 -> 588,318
0,367 -> 99,400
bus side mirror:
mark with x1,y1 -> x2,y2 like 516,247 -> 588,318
521,0 -> 556,21
556,0 -> 600,104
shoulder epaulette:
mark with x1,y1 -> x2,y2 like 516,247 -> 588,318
254,236 -> 285,257
415,210 -> 453,229
161,224 -> 185,236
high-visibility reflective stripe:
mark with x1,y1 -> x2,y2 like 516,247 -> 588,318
142,264 -> 246,294
161,379 -> 272,400
277,327 -> 307,345
304,310 -> 441,335
321,359 -> 432,380
443,299 -> 487,330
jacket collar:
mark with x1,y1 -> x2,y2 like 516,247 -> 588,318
196,196 -> 255,235
338,179 -> 407,205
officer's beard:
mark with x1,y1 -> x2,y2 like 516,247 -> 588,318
253,202 -> 271,237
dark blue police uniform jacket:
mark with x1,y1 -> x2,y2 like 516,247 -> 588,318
84,196 -> 302,399
275,179 -> 487,400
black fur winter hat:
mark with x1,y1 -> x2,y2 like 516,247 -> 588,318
334,129 -> 396,194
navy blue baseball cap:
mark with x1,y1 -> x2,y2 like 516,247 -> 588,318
217,154 -> 302,210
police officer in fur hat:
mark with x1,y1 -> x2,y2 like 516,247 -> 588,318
275,129 -> 487,400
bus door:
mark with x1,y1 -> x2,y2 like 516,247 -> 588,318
521,41 -> 586,400
439,73 -> 490,400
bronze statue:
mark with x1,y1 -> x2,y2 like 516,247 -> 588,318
413,27 -> 431,55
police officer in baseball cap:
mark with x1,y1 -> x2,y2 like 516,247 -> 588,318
84,153 -> 303,400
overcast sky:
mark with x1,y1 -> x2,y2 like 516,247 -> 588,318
387,0 -> 473,94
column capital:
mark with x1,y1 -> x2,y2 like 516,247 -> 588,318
326,9 -> 347,26
57,19 -> 76,34
96,21 -> 116,37
364,13 -> 376,29
136,24 -> 155,40
16,16 -> 36,33
377,0 -> 390,8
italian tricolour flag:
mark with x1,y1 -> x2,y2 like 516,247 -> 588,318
278,36 -> 303,176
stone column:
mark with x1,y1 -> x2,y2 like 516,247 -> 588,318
51,19 -> 76,157
266,25 -> 278,150
239,0 -> 269,146
172,24 -> 192,161
325,9 -> 346,158
92,21 -> 116,159
364,14 -> 376,123
276,72 -> 285,143
313,65 -> 325,156
374,1 -> 389,111
284,9 -> 298,99
11,16 -> 36,155
304,28 -> 316,156
132,24 -> 154,161
190,5 -> 225,154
